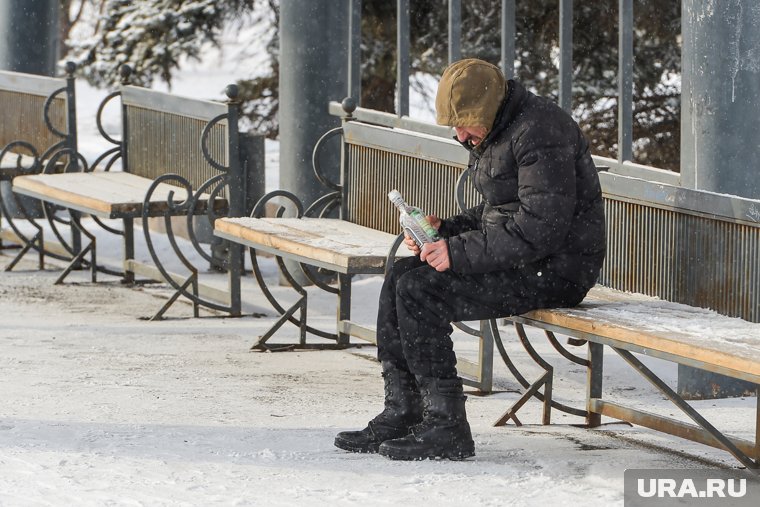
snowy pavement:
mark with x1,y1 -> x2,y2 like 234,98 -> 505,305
0,247 -> 755,506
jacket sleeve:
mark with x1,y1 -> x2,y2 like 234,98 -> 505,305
437,202 -> 484,237
446,124 -> 578,274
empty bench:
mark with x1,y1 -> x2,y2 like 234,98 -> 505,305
12,65 -> 253,319
215,98 -> 496,392
0,63 -> 81,269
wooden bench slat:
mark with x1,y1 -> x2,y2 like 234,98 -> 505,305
215,217 -> 412,274
518,286 -> 760,379
12,172 -> 225,218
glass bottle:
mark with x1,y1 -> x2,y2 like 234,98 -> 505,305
387,189 -> 441,247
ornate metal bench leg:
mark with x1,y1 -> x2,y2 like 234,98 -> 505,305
148,275 -> 197,321
542,367 -> 553,425
192,278 -> 200,318
4,229 -> 42,271
337,273 -> 351,346
447,318 -> 496,392
37,232 -> 44,269
55,213 -> 95,284
615,347 -> 758,470
494,368 -> 554,426
298,292 -> 307,346
247,245 -> 341,349
493,321 -> 589,426
250,289 -> 307,351
478,319 -> 496,393
55,242 -> 93,284
123,218 -> 135,284
1,190 -> 46,271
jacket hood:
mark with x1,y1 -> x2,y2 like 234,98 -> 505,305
435,58 -> 508,131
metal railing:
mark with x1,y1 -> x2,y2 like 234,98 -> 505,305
345,0 -> 672,184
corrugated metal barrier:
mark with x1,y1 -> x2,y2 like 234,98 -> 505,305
0,90 -> 66,152
345,144 -> 479,233
124,105 -> 228,195
601,198 -> 760,322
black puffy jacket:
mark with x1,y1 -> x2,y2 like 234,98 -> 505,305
439,80 -> 606,289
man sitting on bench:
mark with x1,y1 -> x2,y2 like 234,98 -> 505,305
334,58 -> 607,460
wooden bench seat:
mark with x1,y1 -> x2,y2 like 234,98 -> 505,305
517,286 -> 760,383
215,217 -> 411,274
215,216 -> 420,351
14,171 -> 226,219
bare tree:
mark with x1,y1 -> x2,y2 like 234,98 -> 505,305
58,0 -> 104,60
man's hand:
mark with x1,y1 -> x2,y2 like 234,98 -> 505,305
403,233 -> 421,255
427,214 -> 442,230
403,214 -> 441,256
420,239 -> 450,272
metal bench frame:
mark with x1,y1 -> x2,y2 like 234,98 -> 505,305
137,83 -> 247,320
0,63 -> 82,270
11,65 -> 250,320
501,312 -> 760,471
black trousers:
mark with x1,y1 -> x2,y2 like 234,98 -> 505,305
376,256 -> 588,379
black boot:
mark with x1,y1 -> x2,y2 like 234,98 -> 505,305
334,362 -> 423,453
377,376 -> 475,460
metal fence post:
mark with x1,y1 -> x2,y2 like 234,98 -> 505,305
0,0 -> 58,75
617,0 -> 633,164
678,0 -> 760,399
396,0 -> 410,117
681,0 -> 760,199
500,0 -> 516,79
279,0 -> 347,209
448,0 -> 461,64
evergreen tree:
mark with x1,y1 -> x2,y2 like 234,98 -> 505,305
68,0 -> 257,87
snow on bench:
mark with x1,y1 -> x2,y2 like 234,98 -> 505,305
520,286 -> 760,379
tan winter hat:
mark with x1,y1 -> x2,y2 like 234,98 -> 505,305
435,58 -> 507,130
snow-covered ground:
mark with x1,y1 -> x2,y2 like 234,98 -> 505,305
1,229 -> 757,507
1,14 -> 758,507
